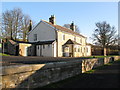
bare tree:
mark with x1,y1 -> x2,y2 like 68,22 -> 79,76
2,10 -> 14,39
2,8 -> 32,41
63,24 -> 80,33
92,21 -> 117,56
12,8 -> 23,40
21,15 -> 31,41
2,8 -> 23,40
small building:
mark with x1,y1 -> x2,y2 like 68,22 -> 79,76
28,15 -> 91,57
33,40 -> 56,57
2,39 -> 32,56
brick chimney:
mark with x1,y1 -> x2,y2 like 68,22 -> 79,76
70,21 -> 75,32
49,15 -> 56,25
29,20 -> 32,31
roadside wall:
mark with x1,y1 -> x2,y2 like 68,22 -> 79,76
1,56 -> 120,89
1,60 -> 82,88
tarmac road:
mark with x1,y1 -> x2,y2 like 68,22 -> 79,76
1,56 -> 89,66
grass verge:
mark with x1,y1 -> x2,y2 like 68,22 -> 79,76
0,53 -> 10,56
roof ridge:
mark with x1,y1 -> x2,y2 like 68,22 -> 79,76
55,24 -> 72,31
42,20 -> 86,38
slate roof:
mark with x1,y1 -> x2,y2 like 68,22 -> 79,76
9,40 -> 33,45
42,20 -> 86,38
8,39 -> 55,45
9,40 -> 17,45
64,39 -> 81,45
34,40 -> 55,45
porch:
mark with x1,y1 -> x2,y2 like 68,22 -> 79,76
62,39 -> 81,57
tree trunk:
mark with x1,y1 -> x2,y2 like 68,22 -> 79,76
104,47 -> 107,56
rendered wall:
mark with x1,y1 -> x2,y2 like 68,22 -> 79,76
57,31 -> 87,57
19,43 -> 31,56
28,21 -> 56,42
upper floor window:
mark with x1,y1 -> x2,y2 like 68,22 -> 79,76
74,37 -> 76,41
34,34 -> 37,41
63,34 -> 65,40
80,38 -> 82,43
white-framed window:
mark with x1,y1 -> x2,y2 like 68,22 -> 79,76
80,38 -> 82,43
74,37 -> 76,41
81,47 -> 82,52
86,47 -> 88,53
84,47 -> 86,52
63,34 -> 65,40
34,34 -> 37,41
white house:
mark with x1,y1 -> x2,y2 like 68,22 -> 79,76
28,15 -> 91,57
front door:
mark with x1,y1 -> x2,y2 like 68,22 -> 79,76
64,46 -> 69,57
62,44 -> 74,57
36,45 -> 42,56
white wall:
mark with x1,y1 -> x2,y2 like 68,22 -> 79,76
28,21 -> 56,42
53,42 -> 57,57
36,44 -> 54,57
86,45 -> 91,56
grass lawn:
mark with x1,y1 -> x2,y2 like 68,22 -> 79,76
0,53 -> 11,56
82,55 -> 119,59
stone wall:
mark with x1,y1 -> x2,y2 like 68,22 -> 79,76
82,56 -> 120,73
1,60 -> 82,88
1,56 -> 120,89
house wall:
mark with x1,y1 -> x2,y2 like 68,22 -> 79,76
7,42 -> 17,55
57,31 -> 87,57
28,21 -> 56,42
36,44 -> 54,57
86,45 -> 91,56
28,20 -> 91,57
19,43 -> 32,56
53,42 -> 57,57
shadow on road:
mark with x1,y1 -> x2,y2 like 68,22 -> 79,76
41,60 -> 120,88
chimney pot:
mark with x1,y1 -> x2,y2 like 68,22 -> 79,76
29,20 -> 32,31
49,15 -> 56,25
70,21 -> 75,32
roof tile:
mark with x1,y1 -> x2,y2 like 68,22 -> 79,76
42,20 -> 86,38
